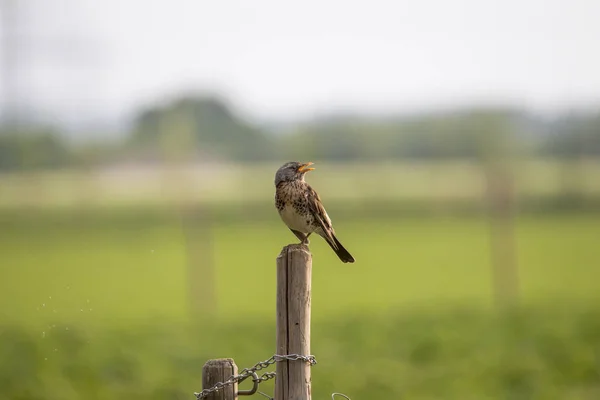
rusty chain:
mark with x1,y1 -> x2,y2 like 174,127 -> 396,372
194,354 -> 317,399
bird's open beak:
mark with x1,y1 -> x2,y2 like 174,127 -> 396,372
298,162 -> 315,173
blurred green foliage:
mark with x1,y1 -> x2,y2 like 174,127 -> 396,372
1,96 -> 600,170
1,94 -> 600,399
129,96 -> 269,162
1,209 -> 599,399
1,308 -> 600,400
0,129 -> 72,171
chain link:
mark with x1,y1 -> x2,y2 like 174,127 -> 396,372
194,354 -> 317,399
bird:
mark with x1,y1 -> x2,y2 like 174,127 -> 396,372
274,161 -> 355,263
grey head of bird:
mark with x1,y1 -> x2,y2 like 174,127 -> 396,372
274,161 -> 315,186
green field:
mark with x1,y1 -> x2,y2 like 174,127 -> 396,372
1,159 -> 600,209
1,207 -> 600,399
3,210 -> 600,323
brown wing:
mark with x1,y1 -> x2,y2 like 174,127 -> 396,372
305,184 -> 336,244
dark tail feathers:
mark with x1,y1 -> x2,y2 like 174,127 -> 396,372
325,234 -> 355,263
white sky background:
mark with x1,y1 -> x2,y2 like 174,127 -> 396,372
4,0 -> 600,130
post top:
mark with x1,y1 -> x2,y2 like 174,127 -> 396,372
203,358 -> 236,368
277,244 -> 312,260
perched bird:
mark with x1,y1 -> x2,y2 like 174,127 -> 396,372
274,161 -> 355,263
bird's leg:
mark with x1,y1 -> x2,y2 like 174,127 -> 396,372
305,232 -> 312,245
290,229 -> 310,245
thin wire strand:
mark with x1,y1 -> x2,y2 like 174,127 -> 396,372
332,393 -> 352,400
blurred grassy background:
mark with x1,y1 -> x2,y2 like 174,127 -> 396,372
1,161 -> 600,399
3,2 -> 600,397
4,207 -> 599,325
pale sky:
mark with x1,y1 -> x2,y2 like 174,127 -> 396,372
4,0 -> 600,130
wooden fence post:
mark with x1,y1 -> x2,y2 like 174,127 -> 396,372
202,358 -> 238,400
275,244 -> 312,400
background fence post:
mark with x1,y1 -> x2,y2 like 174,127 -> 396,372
202,358 -> 238,400
275,244 -> 312,400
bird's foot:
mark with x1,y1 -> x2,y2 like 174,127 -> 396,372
300,238 -> 310,245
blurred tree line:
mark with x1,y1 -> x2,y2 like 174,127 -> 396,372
1,94 -> 600,170
0,127 -> 72,171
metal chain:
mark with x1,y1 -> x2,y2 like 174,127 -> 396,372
194,354 -> 317,399
256,371 -> 277,383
